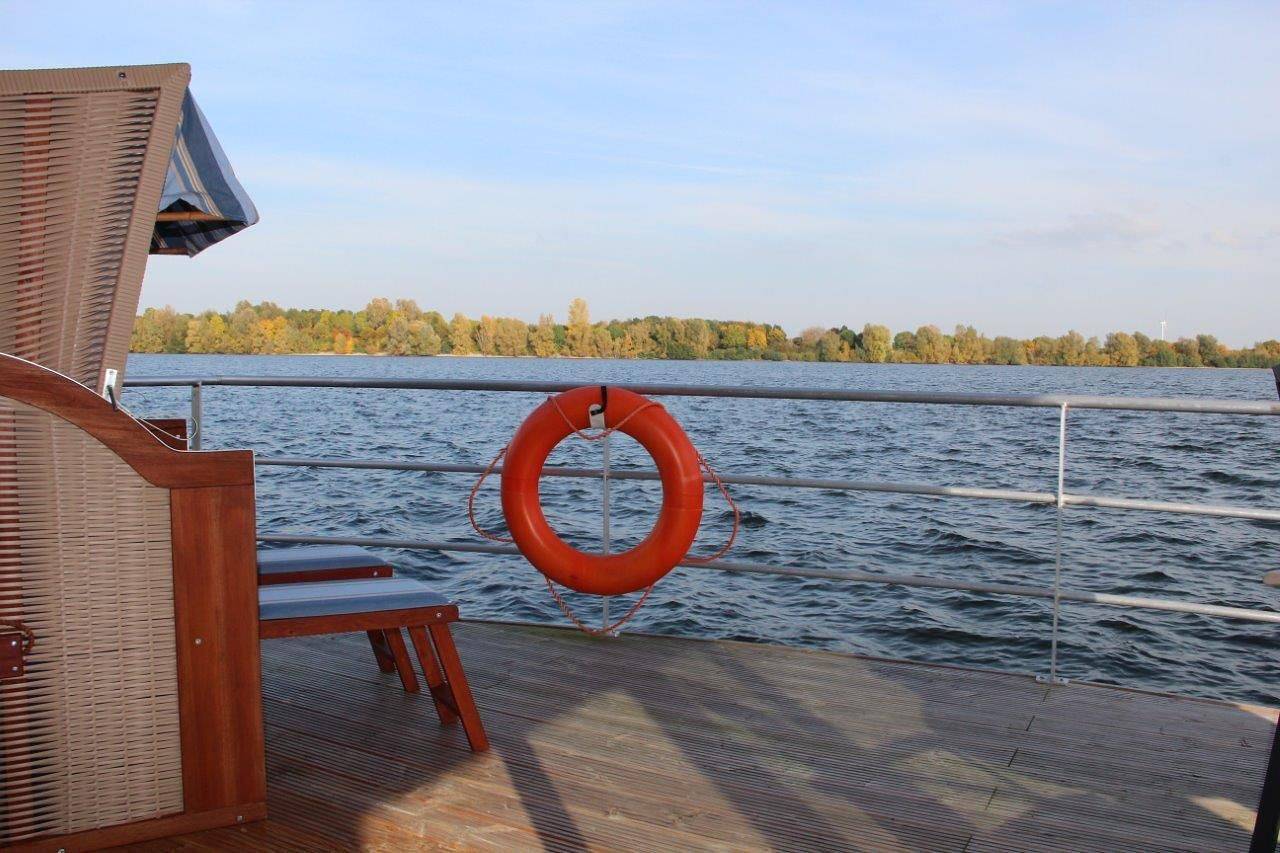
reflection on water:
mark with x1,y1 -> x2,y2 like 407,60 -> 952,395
125,354 -> 1280,704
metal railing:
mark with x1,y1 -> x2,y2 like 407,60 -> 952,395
125,374 -> 1280,680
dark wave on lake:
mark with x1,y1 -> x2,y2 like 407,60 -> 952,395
125,355 -> 1280,705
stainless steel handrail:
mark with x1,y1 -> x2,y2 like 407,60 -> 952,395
125,374 -> 1280,415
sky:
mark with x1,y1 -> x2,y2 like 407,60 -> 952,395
4,2 -> 1278,345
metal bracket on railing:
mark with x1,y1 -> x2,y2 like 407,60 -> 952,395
189,381 -> 203,450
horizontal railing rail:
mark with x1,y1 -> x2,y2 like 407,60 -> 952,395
256,532 -> 1280,625
124,372 -> 1280,677
125,375 -> 1280,416
253,455 -> 1280,522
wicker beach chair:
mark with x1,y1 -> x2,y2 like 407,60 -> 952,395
0,64 -> 487,849
0,63 -> 268,849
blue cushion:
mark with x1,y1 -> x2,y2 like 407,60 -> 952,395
259,578 -> 450,621
257,545 -> 392,576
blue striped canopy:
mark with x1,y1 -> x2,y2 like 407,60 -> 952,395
150,90 -> 258,257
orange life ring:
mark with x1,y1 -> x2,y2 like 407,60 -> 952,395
501,386 -> 704,596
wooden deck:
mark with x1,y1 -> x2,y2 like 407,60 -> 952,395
132,622 -> 1276,851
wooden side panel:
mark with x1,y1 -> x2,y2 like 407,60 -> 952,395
258,604 -> 459,639
257,564 -> 391,585
170,484 -> 266,813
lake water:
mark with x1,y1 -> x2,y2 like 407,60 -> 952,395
124,354 -> 1280,705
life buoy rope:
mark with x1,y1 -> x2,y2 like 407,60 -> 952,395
683,452 -> 740,565
467,387 -> 739,635
547,392 -> 660,444
543,577 -> 655,637
467,444 -> 514,544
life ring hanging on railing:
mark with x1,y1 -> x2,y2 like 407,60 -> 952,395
469,385 -> 738,608
504,384 -> 703,596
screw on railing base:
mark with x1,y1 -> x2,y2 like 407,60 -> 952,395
1035,674 -> 1070,686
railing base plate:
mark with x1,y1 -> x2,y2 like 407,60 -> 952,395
1035,674 -> 1071,685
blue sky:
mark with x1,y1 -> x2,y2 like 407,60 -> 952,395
5,2 -> 1278,344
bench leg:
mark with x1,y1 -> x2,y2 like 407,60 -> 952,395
383,628 -> 419,693
408,626 -> 459,725
367,629 -> 396,673
428,623 -> 489,752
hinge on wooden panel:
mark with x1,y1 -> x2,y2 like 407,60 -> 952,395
0,622 -> 34,681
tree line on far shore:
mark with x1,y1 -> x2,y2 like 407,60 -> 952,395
130,297 -> 1280,368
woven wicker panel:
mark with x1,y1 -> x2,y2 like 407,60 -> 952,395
0,88 -> 158,389
0,66 -> 189,393
0,398 -> 182,843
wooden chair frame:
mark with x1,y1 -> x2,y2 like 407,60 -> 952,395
261,603 -> 488,752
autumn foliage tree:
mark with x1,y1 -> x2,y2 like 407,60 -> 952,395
131,299 -> 1279,368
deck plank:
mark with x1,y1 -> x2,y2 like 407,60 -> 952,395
136,621 -> 1275,852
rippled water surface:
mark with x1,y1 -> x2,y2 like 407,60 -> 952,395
125,355 -> 1280,704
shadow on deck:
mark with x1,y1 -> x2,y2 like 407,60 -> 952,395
135,622 -> 1275,851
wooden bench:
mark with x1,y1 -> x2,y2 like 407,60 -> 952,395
257,545 -> 394,585
259,578 -> 488,752
258,545 -> 406,679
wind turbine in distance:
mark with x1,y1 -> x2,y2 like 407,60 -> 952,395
1160,319 -> 1167,341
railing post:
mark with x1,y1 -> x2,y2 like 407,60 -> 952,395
190,382 -> 203,450
1045,403 -> 1068,684
601,432 -> 612,635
